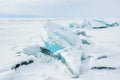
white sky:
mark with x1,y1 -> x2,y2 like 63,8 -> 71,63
0,0 -> 119,18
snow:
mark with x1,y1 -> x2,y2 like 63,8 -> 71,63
0,18 -> 120,80
0,70 -> 15,80
87,27 -> 120,53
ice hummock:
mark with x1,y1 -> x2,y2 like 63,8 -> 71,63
15,21 -> 119,78
54,47 -> 83,78
1,19 -> 120,80
20,21 -> 87,77
41,21 -> 82,53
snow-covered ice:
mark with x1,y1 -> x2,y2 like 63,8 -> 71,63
0,18 -> 120,80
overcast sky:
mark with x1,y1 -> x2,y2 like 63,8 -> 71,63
0,0 -> 119,18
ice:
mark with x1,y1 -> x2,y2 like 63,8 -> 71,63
22,45 -> 42,57
0,18 -> 120,80
54,47 -> 83,77
41,21 -> 82,53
